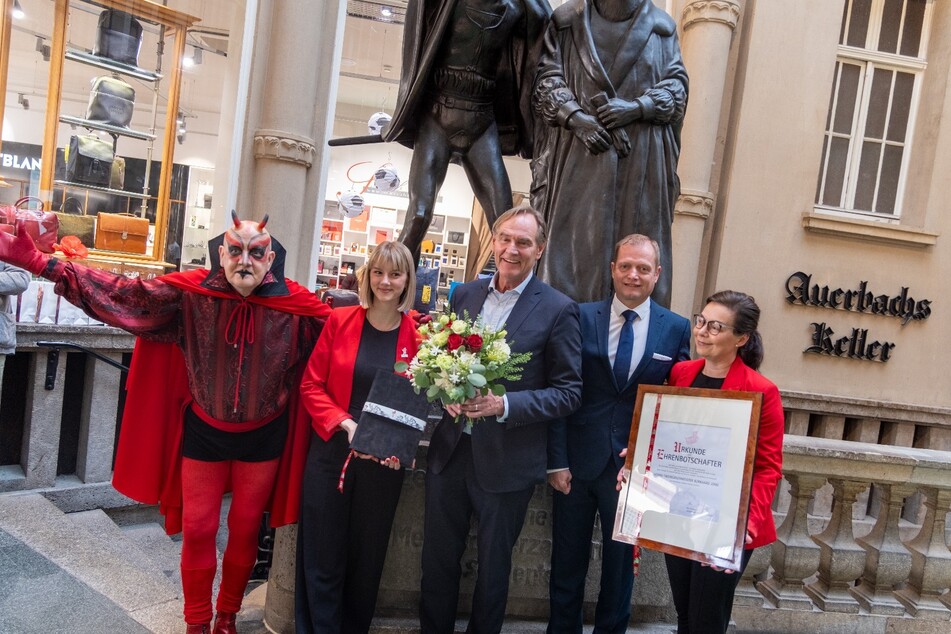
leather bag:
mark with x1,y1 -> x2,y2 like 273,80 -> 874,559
66,135 -> 114,187
93,10 -> 143,66
95,212 -> 149,254
54,198 -> 96,247
110,156 -> 126,190
86,76 -> 135,127
0,197 -> 58,254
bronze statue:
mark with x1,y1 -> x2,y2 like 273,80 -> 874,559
531,0 -> 687,307
383,0 -> 551,262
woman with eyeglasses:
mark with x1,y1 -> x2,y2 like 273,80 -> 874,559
665,290 -> 784,634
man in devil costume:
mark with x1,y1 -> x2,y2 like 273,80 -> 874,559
0,212 -> 331,634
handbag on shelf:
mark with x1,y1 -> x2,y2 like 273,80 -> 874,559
66,135 -> 114,187
0,197 -> 58,254
53,197 -> 96,247
86,76 -> 135,127
93,10 -> 143,67
95,212 -> 149,254
110,156 -> 126,190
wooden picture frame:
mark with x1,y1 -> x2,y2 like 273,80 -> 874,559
613,385 -> 762,571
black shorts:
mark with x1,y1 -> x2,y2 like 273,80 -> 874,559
181,404 -> 288,462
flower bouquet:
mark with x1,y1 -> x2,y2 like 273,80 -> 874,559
395,310 -> 531,417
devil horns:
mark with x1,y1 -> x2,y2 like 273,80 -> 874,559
230,209 -> 270,231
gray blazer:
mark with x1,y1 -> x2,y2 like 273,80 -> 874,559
0,262 -> 30,354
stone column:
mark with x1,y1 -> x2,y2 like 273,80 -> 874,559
22,349 -> 66,490
758,472 -> 825,609
851,483 -> 914,615
670,0 -> 743,316
220,0 -> 346,286
804,478 -> 867,612
229,1 -> 348,632
76,352 -> 123,484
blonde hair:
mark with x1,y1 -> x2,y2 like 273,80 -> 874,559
356,241 -> 417,312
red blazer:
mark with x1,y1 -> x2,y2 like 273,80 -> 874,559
300,305 -> 420,441
668,356 -> 784,549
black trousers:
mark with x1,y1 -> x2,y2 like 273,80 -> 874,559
664,548 -> 754,634
419,434 -> 535,634
548,461 -> 634,634
295,431 -> 404,634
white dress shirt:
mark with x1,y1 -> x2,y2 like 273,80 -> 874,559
467,272 -> 534,428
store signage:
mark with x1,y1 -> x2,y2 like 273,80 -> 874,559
0,151 -> 41,172
784,271 -> 932,363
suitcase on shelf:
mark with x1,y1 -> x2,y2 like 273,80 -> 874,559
95,212 -> 149,254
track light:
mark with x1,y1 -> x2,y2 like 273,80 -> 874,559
176,110 -> 187,144
35,36 -> 50,62
13,0 -> 25,20
183,46 -> 202,68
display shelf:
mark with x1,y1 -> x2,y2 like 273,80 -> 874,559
59,115 -> 156,141
39,0 -> 198,267
54,179 -> 150,200
65,48 -> 163,82
320,200 -> 474,289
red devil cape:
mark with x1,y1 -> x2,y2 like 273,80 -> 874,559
111,268 -> 329,535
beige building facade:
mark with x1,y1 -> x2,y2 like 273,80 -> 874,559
670,0 -> 949,429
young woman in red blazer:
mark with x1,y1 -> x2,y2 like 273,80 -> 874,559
665,290 -> 784,634
295,241 -> 421,634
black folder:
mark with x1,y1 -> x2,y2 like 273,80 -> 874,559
350,370 -> 430,465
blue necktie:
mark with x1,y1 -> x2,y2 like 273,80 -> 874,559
614,310 -> 637,388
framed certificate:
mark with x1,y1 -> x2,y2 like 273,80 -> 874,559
613,385 -> 762,571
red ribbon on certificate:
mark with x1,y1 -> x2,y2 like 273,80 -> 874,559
631,395 -> 664,576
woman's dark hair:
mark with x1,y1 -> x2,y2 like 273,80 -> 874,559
706,290 -> 764,370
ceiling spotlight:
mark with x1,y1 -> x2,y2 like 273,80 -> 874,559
183,47 -> 202,68
13,0 -> 25,20
35,36 -> 51,62
176,110 -> 187,144
380,6 -> 393,17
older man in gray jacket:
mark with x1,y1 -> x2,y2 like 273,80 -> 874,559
0,262 -> 30,378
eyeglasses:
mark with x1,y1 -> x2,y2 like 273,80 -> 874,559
693,314 -> 736,335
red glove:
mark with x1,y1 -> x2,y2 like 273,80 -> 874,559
0,220 -> 51,276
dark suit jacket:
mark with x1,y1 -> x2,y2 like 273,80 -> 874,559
669,356 -> 784,549
427,276 -> 582,493
548,298 -> 690,480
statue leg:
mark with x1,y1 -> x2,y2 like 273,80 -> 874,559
460,121 -> 513,229
401,111 -> 453,263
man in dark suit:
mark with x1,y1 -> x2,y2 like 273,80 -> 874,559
420,206 -> 582,633
547,234 -> 691,634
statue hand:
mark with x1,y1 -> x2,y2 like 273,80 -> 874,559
612,129 -> 631,158
596,98 -> 640,129
568,112 -> 611,155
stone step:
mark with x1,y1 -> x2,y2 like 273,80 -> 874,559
0,492 -> 183,633
122,521 -> 184,588
69,510 -> 168,579
367,617 -> 677,633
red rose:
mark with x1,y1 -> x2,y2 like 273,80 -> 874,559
447,333 -> 464,351
466,334 -> 484,353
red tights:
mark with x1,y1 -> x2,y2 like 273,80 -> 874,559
180,457 -> 279,625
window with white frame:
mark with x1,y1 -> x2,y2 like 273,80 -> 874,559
815,0 -> 931,218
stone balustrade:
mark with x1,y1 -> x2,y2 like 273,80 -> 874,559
734,435 -> 951,633
0,324 -> 135,498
